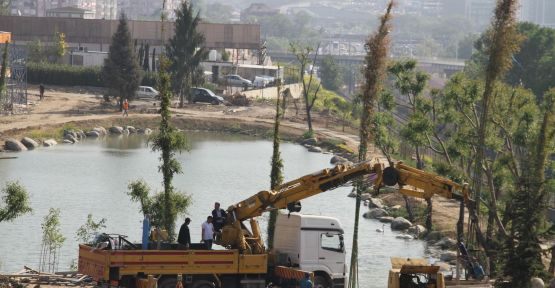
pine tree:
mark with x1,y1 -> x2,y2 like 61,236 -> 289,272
143,43 -> 150,71
0,41 -> 8,102
349,2 -> 394,288
267,79 -> 285,250
151,48 -> 156,72
167,1 -> 208,107
102,13 -> 142,111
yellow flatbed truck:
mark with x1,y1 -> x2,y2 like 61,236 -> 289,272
79,160 -> 482,288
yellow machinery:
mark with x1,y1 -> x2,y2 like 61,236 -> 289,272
79,160 -> 476,288
388,258 -> 445,288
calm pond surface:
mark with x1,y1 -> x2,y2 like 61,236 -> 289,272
0,132 -> 425,287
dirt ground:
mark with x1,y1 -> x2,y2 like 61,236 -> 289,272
0,85 -> 465,273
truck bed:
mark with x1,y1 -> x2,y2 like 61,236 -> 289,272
78,244 -> 267,282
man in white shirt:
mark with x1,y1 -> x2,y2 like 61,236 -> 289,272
201,216 -> 215,250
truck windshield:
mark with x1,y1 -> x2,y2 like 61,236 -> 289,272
321,233 -> 344,252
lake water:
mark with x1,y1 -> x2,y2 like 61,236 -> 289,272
0,132 -> 426,287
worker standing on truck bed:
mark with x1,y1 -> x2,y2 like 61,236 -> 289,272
212,202 -> 227,232
202,216 -> 214,250
178,217 -> 191,249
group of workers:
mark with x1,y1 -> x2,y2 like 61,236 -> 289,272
177,202 -> 227,250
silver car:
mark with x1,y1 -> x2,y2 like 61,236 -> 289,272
224,74 -> 253,87
136,86 -> 159,99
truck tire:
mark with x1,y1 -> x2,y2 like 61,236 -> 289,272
192,280 -> 215,288
314,275 -> 331,288
158,277 -> 177,288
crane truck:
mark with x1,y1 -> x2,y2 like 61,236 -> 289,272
78,160 -> 475,288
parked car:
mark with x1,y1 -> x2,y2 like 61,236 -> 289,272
136,86 -> 159,99
253,75 -> 275,88
224,74 -> 253,87
191,87 -> 224,104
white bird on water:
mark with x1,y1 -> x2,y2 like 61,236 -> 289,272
376,224 -> 385,233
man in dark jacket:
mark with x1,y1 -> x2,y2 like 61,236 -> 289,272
212,202 -> 227,232
177,217 -> 191,249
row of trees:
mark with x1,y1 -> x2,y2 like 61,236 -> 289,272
345,0 -> 554,286
102,1 -> 206,111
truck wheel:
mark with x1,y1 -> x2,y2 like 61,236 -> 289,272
192,280 -> 215,288
158,277 -> 177,288
314,275 -> 331,288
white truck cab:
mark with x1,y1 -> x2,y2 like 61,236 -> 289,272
274,212 -> 346,288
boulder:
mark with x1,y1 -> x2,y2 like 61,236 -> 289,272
122,128 -> 130,135
64,134 -> 78,143
63,139 -> 74,144
93,127 -> 107,135
391,217 -> 412,231
109,126 -> 124,134
330,155 -> 348,165
436,237 -> 457,250
367,197 -> 385,209
395,234 -> 413,240
434,261 -> 452,272
43,139 -> 57,147
440,251 -> 457,262
142,128 -> 153,135
378,216 -> 395,223
77,130 -> 86,139
301,137 -> 318,146
360,194 -> 372,201
363,208 -> 389,219
86,130 -> 101,138
308,146 -> 322,153
389,205 -> 402,211
531,277 -> 545,288
126,126 -> 137,133
425,231 -> 442,242
21,137 -> 39,149
408,225 -> 427,238
63,129 -> 78,139
4,138 -> 27,151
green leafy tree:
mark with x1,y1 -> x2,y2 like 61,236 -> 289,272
319,55 -> 342,92
51,32 -> 67,63
102,13 -> 142,111
76,214 -> 107,243
267,79 -> 285,250
0,41 -> 8,102
39,208 -> 65,273
506,22 -> 555,97
388,59 -> 431,226
373,90 -> 397,164
349,2 -> 393,288
127,179 -> 191,237
27,39 -> 45,63
166,1 -> 208,107
147,56 -> 191,238
290,42 -> 321,134
0,181 -> 32,223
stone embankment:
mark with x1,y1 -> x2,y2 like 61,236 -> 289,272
2,126 -> 153,152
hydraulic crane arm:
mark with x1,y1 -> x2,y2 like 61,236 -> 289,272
227,161 -> 382,222
378,162 -> 473,205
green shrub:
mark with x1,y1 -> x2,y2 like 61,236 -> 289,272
28,62 -> 102,86
27,62 -> 158,88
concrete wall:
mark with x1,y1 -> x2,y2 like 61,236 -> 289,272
242,83 -> 302,100
0,16 -> 260,49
